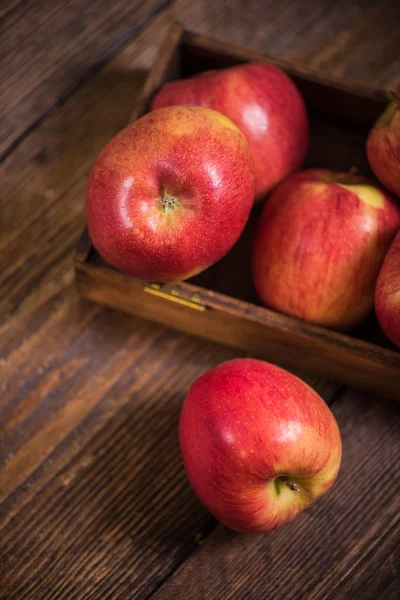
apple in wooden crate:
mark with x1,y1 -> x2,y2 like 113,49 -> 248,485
375,229 -> 400,347
367,93 -> 400,197
179,358 -> 342,533
252,169 -> 400,330
86,106 -> 255,281
152,62 -> 308,201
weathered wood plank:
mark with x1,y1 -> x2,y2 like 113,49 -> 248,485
0,0 -> 25,20
0,284 -> 337,599
0,289 -> 220,597
324,520 -> 399,600
0,0 -> 171,159
173,0 -> 400,88
149,389 -> 400,600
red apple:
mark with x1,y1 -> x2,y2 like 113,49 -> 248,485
252,169 -> 400,330
151,62 -> 309,201
179,358 -> 342,532
86,106 -> 255,281
375,229 -> 400,347
367,94 -> 400,197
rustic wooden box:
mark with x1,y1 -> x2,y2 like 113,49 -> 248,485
75,23 -> 400,400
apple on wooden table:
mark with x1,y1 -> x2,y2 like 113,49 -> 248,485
367,93 -> 400,197
152,62 -> 309,201
252,169 -> 400,330
179,358 -> 342,533
86,106 -> 255,282
375,229 -> 400,347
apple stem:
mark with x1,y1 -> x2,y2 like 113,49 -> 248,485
285,481 -> 300,492
388,91 -> 400,105
329,166 -> 360,185
349,165 -> 359,177
337,166 -> 358,181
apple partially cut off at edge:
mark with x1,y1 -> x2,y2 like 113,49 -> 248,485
179,359 -> 342,533
375,229 -> 400,347
367,93 -> 400,197
86,106 -> 255,282
252,169 -> 400,330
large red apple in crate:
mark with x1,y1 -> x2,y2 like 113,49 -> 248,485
252,169 -> 400,330
86,106 -> 255,282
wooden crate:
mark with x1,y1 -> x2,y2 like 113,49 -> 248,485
75,22 -> 400,400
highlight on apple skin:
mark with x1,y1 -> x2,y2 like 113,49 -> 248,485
179,358 -> 342,533
367,94 -> 400,197
86,106 -> 255,282
252,168 -> 400,330
151,62 -> 309,201
375,229 -> 400,347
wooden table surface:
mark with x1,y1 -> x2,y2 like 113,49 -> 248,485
1,1 -> 400,598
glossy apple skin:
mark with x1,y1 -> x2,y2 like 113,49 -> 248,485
151,62 -> 309,201
252,169 -> 400,330
367,99 -> 400,197
86,106 -> 255,281
375,230 -> 400,347
179,358 -> 342,533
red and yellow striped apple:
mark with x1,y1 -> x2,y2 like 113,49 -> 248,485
86,106 -> 255,282
375,229 -> 400,347
367,94 -> 400,197
252,169 -> 400,330
151,62 -> 308,201
179,358 -> 342,533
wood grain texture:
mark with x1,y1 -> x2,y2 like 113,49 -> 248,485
150,389 -> 400,600
0,289 -> 221,598
0,0 -> 24,20
0,286 -> 337,599
1,1 -> 400,599
0,0 -> 171,160
172,0 -> 400,88
325,522 -> 400,600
